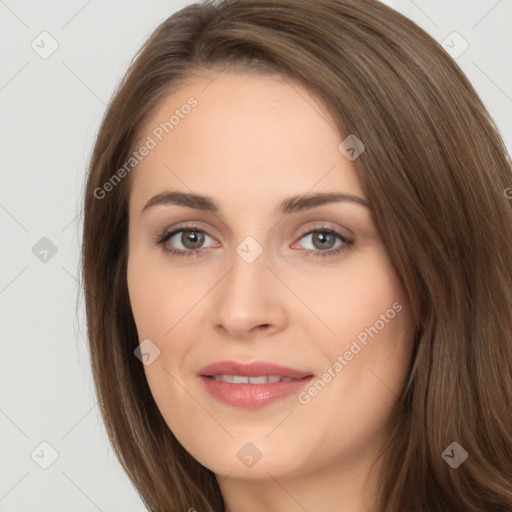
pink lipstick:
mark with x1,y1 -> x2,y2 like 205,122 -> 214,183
197,360 -> 314,409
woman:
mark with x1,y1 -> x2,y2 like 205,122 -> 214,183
81,0 -> 512,510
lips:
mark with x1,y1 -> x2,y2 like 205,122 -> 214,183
198,360 -> 312,380
197,360 -> 314,409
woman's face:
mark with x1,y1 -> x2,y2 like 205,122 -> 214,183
126,70 -> 416,484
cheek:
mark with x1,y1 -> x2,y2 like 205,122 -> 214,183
318,249 -> 415,392
126,272 -> 167,339
126,250 -> 210,391
298,247 -> 410,345
126,248 -> 197,338
127,253 -> 200,428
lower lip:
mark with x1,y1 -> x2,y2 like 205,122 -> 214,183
199,376 -> 313,409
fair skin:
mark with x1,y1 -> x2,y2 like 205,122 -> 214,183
126,70 -> 416,512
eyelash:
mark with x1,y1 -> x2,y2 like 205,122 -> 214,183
155,224 -> 354,259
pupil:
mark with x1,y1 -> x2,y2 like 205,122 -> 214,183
313,231 -> 335,250
182,230 -> 204,249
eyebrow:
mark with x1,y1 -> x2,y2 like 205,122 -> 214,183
140,190 -> 369,216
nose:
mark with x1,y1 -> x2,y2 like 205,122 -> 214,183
211,248 -> 288,340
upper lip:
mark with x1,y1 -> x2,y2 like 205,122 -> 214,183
198,360 -> 313,379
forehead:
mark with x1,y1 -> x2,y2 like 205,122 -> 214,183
129,71 -> 365,211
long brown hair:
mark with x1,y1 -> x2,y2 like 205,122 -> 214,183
81,0 -> 512,510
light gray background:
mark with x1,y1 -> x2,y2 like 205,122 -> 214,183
0,0 -> 511,510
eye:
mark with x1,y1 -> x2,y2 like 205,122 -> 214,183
294,228 -> 353,258
156,227 -> 218,256
156,225 -> 353,259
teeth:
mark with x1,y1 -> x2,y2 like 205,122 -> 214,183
212,375 -> 296,384
214,374 -> 233,383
